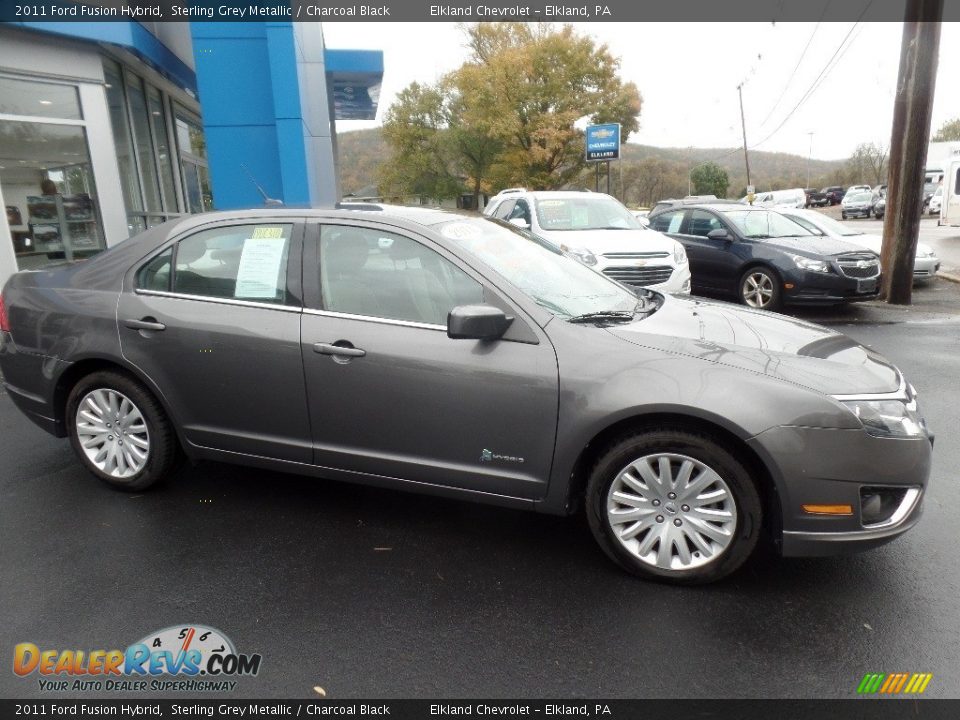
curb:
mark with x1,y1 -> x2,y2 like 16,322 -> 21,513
938,270 -> 960,284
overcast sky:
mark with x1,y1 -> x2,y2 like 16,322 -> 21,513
324,21 -> 960,161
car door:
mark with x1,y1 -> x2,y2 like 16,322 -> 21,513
118,219 -> 312,463
676,209 -> 744,292
299,220 -> 559,500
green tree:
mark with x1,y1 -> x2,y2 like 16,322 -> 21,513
690,162 -> 729,198
932,117 -> 960,142
462,22 -> 641,190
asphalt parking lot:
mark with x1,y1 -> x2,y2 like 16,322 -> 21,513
1,280 -> 959,701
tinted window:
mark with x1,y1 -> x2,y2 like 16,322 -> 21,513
137,248 -> 172,291
956,168 -> 960,195
687,210 -> 724,237
173,224 -> 293,304
650,210 -> 684,233
319,226 -> 483,326
509,199 -> 531,224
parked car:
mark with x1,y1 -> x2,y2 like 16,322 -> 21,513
841,191 -> 874,219
744,188 -> 806,209
648,203 -> 881,310
0,207 -> 932,584
928,185 -> 943,215
804,188 -> 828,207
822,186 -> 845,205
484,190 -> 691,294
873,195 -> 886,219
648,195 -> 742,215
779,207 -> 940,282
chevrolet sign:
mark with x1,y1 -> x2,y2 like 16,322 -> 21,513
586,123 -> 621,162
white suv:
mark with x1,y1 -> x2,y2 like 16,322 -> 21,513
483,190 -> 691,294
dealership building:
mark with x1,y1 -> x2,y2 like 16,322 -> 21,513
0,19 -> 382,286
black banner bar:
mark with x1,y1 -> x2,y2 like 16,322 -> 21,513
3,0 -> 960,23
2,699 -> 960,720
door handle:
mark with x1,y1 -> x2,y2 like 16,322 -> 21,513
124,318 -> 166,332
313,342 -> 366,358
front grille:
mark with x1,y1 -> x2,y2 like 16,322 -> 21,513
837,253 -> 881,279
603,265 -> 674,286
601,251 -> 670,260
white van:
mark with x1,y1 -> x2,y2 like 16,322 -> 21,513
743,188 -> 806,209
941,159 -> 960,227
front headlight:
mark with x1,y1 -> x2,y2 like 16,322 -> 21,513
840,396 -> 926,438
789,254 -> 832,273
673,242 -> 687,265
560,245 -> 597,266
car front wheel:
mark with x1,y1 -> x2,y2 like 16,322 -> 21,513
585,429 -> 763,584
66,371 -> 179,491
739,267 -> 781,311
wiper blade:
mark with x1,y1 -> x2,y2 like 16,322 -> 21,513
567,310 -> 635,324
745,234 -> 771,239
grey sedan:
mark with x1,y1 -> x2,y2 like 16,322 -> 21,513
0,207 -> 933,584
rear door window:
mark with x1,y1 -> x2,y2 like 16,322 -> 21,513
651,210 -> 684,234
169,224 -> 294,304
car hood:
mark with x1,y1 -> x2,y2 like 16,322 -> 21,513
607,295 -> 900,395
536,228 -> 677,255
761,235 -> 874,257
821,232 -> 932,259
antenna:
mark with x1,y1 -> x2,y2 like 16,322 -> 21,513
240,164 -> 284,207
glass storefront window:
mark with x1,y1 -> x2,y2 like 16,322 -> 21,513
124,70 -> 163,213
148,86 -> 178,213
175,110 -> 214,213
0,77 -> 82,120
0,121 -> 106,269
103,60 -> 143,222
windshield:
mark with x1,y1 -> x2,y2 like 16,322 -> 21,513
790,211 -> 861,237
719,210 -> 814,239
534,196 -> 643,231
848,192 -> 872,202
437,218 -> 639,319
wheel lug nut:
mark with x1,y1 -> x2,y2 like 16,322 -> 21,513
107,436 -> 113,441
106,423 -> 111,428
656,515 -> 664,523
681,505 -> 690,512
674,519 -> 682,527
668,492 -> 677,499
652,499 -> 661,506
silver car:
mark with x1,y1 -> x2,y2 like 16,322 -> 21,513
0,207 -> 933,584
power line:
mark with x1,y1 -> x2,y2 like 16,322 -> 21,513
750,1 -> 874,151
756,4 -> 830,130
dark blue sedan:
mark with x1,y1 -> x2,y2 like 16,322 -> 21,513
648,204 -> 881,311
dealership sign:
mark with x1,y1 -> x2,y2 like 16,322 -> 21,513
585,123 -> 621,162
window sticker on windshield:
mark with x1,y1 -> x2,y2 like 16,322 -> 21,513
440,222 -> 482,240
234,235 -> 286,298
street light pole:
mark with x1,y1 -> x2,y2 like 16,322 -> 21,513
737,84 -> 751,188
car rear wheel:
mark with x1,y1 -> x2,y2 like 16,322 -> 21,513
585,429 -> 763,584
739,267 -> 781,311
66,371 -> 179,491
842,211 -> 848,219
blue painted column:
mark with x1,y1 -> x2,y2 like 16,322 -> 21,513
190,21 -> 312,209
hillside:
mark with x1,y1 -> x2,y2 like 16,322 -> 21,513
335,127 -> 848,198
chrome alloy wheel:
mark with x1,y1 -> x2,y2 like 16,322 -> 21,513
741,271 -> 774,308
75,389 -> 150,478
606,453 -> 738,571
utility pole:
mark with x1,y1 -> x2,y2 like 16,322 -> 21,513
737,84 -> 751,188
806,132 -> 814,188
881,0 -> 944,305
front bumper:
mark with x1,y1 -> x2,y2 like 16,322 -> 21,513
912,255 -> 940,280
842,206 -> 872,216
748,425 -> 932,557
783,268 -> 880,305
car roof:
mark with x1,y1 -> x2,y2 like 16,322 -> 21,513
492,190 -> 604,200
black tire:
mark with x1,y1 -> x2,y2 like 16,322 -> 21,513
585,428 -> 763,585
738,266 -> 782,311
841,212 -> 847,219
66,370 -> 179,491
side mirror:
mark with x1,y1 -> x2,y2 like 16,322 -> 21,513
707,228 -> 731,241
508,217 -> 530,230
637,216 -> 651,227
447,305 -> 514,340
